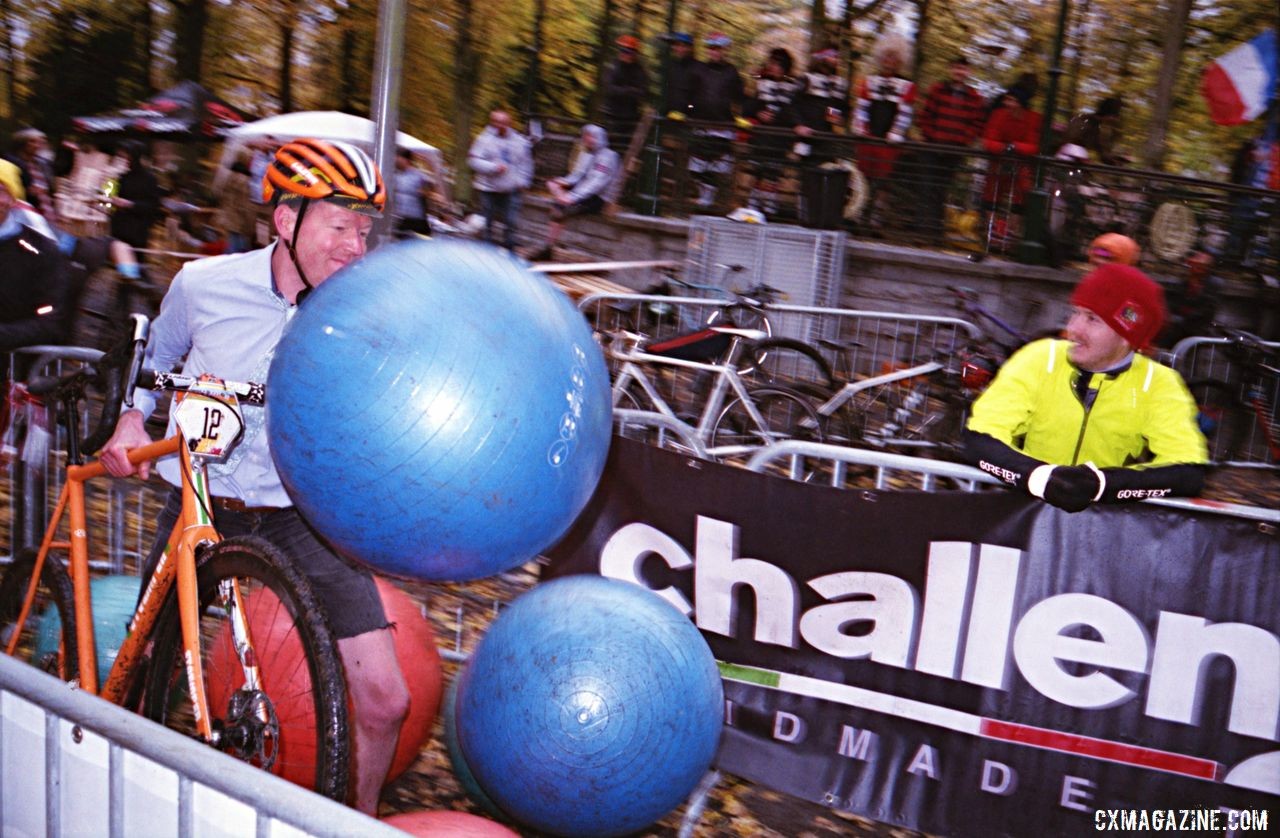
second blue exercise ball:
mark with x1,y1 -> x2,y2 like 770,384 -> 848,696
266,239 -> 611,581
454,575 -> 725,837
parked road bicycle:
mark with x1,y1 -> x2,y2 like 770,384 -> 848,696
0,315 -> 349,800
608,326 -> 823,461
1185,325 -> 1279,468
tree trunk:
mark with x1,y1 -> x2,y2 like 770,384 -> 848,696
1064,0 -> 1091,116
1140,0 -> 1191,170
452,0 -> 479,201
0,0 -> 15,120
590,0 -> 616,120
340,25 -> 359,113
912,0 -> 931,81
808,0 -> 827,56
137,0 -> 154,94
279,24 -> 296,112
170,0 -> 208,83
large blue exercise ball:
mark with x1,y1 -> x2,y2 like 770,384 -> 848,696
36,574 -> 140,686
454,575 -> 724,837
267,239 -> 612,581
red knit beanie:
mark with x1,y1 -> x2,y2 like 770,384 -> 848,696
1070,264 -> 1166,350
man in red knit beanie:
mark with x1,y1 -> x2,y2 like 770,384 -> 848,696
961,264 -> 1208,512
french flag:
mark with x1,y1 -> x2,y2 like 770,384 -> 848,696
1200,29 -> 1277,125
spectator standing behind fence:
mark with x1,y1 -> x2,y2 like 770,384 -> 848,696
852,35 -> 916,226
962,264 -> 1207,512
744,48 -> 802,218
108,141 -> 163,258
0,161 -> 69,352
793,46 -> 850,162
662,32 -> 701,118
468,110 -> 533,251
7,128 -> 59,227
391,149 -> 434,239
980,84 -> 1041,250
689,33 -> 746,209
913,55 -> 986,242
527,124 -> 618,262
218,152 -> 258,254
602,35 -> 650,147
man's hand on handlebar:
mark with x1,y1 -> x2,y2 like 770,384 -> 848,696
100,410 -> 154,480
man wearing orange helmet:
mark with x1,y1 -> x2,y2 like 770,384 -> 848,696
100,138 -> 408,815
962,264 -> 1208,512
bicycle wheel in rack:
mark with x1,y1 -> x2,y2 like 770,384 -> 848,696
141,536 -> 350,802
710,385 -> 824,463
1187,379 -> 1247,464
739,337 -> 836,394
0,549 -> 78,678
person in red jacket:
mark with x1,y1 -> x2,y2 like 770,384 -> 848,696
980,84 -> 1042,249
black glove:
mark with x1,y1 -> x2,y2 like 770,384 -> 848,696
1027,463 -> 1105,513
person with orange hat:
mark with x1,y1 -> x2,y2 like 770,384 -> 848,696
1087,231 -> 1140,267
961,264 -> 1208,512
602,34 -> 650,142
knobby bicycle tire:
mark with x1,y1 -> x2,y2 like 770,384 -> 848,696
0,548 -> 79,679
740,337 -> 837,393
140,536 -> 350,803
1187,379 -> 1248,464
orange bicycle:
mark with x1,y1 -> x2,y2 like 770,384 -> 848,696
0,315 -> 349,800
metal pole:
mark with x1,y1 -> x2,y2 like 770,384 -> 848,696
369,0 -> 407,245
1014,0 -> 1070,266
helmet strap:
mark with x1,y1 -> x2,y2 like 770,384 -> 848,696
283,198 -> 316,304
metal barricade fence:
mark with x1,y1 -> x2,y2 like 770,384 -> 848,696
744,438 -> 1280,526
3,346 -> 161,573
1169,334 -> 1280,467
0,652 -> 401,838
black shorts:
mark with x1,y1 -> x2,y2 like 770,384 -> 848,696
142,489 -> 389,639
551,194 -> 605,221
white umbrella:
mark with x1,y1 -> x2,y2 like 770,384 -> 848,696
214,110 -> 450,204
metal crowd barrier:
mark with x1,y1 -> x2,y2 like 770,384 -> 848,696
0,653 -> 400,838
745,439 -> 1280,524
3,346 -> 163,572
1169,334 -> 1280,467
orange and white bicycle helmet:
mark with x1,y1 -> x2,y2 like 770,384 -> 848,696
263,137 -> 385,217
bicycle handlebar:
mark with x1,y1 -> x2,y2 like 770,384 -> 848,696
134,370 -> 266,407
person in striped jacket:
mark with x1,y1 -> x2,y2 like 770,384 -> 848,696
913,56 -> 987,240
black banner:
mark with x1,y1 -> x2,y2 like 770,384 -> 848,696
546,438 -> 1280,836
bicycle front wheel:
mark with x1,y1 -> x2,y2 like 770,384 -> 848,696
0,549 -> 78,679
141,536 -> 350,802
711,386 -> 823,456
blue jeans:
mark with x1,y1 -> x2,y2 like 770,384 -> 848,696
479,190 -> 521,249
